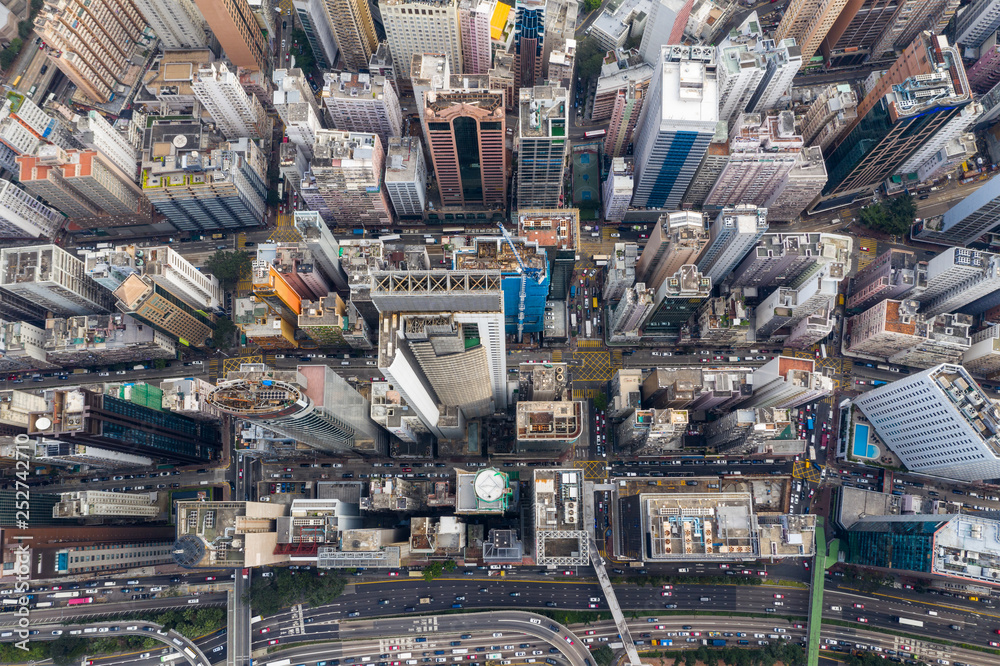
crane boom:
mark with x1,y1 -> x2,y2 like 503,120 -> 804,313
495,221 -> 543,342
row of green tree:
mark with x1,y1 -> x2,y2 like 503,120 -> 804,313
244,568 -> 347,616
641,640 -> 806,666
858,193 -> 917,236
1,0 -> 44,70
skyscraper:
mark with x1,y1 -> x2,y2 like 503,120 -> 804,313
848,247 -> 923,310
323,72 -> 402,152
192,0 -> 268,73
703,112 -> 805,210
967,32 -> 1000,94
16,147 -> 142,219
774,0 -> 851,63
324,0 -> 379,70
133,0 -> 207,49
737,356 -> 833,409
0,178 -> 64,239
955,0 -> 1000,48
603,158 -> 633,222
384,137 -> 428,218
34,0 -> 153,104
696,205 -> 768,284
192,61 -> 267,140
382,0 -> 463,82
761,146 -> 829,222
302,130 -> 392,227
112,273 -> 217,347
512,0 -> 545,90
643,264 -> 712,339
517,209 -> 579,300
846,299 -> 971,368
822,0 -> 909,67
636,211 -> 708,289
517,85 -> 568,209
915,173 -> 1000,247
869,0 -> 959,61
854,364 -> 1000,481
823,33 -> 972,199
0,244 -> 112,315
73,110 -> 140,181
422,85 -> 506,210
639,0 -> 690,65
603,80 -> 648,158
209,363 -> 388,454
460,0 -> 496,75
799,84 -> 858,151
609,283 -> 655,342
914,247 -> 1000,317
631,45 -> 718,210
274,69 -> 325,160
29,388 -> 220,464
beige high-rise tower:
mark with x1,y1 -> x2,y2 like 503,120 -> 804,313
775,0 -> 851,63
192,0 -> 268,73
34,0 -> 152,104
326,0 -> 379,70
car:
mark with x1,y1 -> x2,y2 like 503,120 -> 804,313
116,370 -> 127,375
854,603 -> 864,609
861,246 -> 869,251
991,642 -> 1000,648
858,617 -> 868,623
661,591 -> 672,596
268,639 -> 279,645
260,628 -> 271,634
564,637 -> 574,645
206,576 -> 216,581
510,592 -> 521,597
774,594 -> 784,599
919,194 -> 930,200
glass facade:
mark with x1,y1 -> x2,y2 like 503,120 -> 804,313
99,394 -> 219,462
846,517 -> 945,573
454,116 -> 483,202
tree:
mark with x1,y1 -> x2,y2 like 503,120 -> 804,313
212,316 -> 237,349
204,250 -> 251,289
423,561 -> 444,581
574,36 -> 606,82
858,193 -> 916,236
1,38 -> 23,70
592,646 -> 614,666
443,559 -> 457,572
153,358 -> 168,369
584,0 -> 601,11
48,635 -> 89,666
18,20 -> 32,40
31,0 -> 43,13
593,392 -> 608,412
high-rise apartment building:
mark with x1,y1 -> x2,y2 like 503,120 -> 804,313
592,52 -> 653,121
643,264 -> 712,338
914,247 -> 1000,317
141,246 -> 224,311
609,283 -> 656,342
704,112 -> 805,209
603,158 -> 633,222
112,273 -> 216,347
512,0 -> 545,90
956,0 -> 1000,48
916,174 -> 1000,247
716,40 -> 765,126
369,42 -> 400,94
292,0 -> 336,69
273,69 -> 324,160
293,210 -> 350,292
604,242 -> 638,301
191,0 -> 267,72
34,0 -> 152,104
636,211 -> 708,289
517,85 -> 567,209
0,179 -> 64,239
43,313 -> 177,368
964,325 -> 1000,379
73,111 -> 140,182
19,146 -> 141,219
848,247 -> 924,310
324,72 -> 403,154
192,61 -> 267,140
141,122 -> 266,232
799,84 -> 858,152
870,0 -> 959,61
696,205 -> 768,284
384,137 -> 427,218
303,130 -> 392,227
761,146 -> 828,222
967,32 -> 1000,94
737,356 -> 833,409
29,388 -> 219,464
774,0 -> 850,63
715,11 -> 801,116
847,298 -> 971,368
460,0 -> 496,74
821,0 -> 908,67
639,0 -> 690,65
855,364 -> 1000,481
731,232 -> 847,289
382,0 -> 463,82
53,491 -> 159,519
823,33 -> 972,199
0,244 -> 112,315
744,38 -> 802,114
133,0 -> 207,49
682,122 -> 729,208
632,45 -> 718,210
603,80 -> 648,158
325,0 -> 379,70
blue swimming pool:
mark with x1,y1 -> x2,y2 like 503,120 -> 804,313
853,423 -> 876,458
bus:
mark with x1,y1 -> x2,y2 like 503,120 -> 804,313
11,75 -> 21,88
183,648 -> 197,660
34,602 -> 52,608
583,129 -> 607,138
379,234 -> 401,242
161,655 -> 183,663
592,297 -> 598,309
50,591 -> 80,598
442,226 -> 464,233
277,179 -> 284,201
593,254 -> 610,266
820,343 -> 827,359
67,597 -> 93,605
266,660 -> 292,666
808,446 -> 816,461
585,320 -> 592,338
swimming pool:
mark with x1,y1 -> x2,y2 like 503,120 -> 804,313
852,423 -> 877,458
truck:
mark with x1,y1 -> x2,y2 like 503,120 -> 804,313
570,285 -> 576,298
419,597 -> 433,604
585,321 -> 592,338
872,380 -> 888,386
72,368 -> 90,374
211,233 -> 224,240
729,356 -> 740,362
49,591 -> 80,599
409,571 -> 423,578
702,639 -> 727,647
877,364 -> 891,371
651,639 -> 673,647
570,313 -> 577,328
895,617 -> 924,628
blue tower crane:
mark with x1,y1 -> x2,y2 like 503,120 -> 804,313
496,220 -> 543,342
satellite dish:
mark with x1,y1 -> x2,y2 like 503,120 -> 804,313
35,416 -> 51,430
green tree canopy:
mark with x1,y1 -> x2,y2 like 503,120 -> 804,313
574,36 -> 606,82
212,316 -> 237,349
244,569 -> 346,615
204,250 -> 251,289
858,193 -> 916,237
584,0 -> 602,11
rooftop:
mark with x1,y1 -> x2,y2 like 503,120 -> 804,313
657,45 -> 719,124
518,86 -> 568,138
516,401 -> 583,441
384,137 -> 422,182
517,209 -> 578,251
454,236 -> 547,275
532,468 -> 589,566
